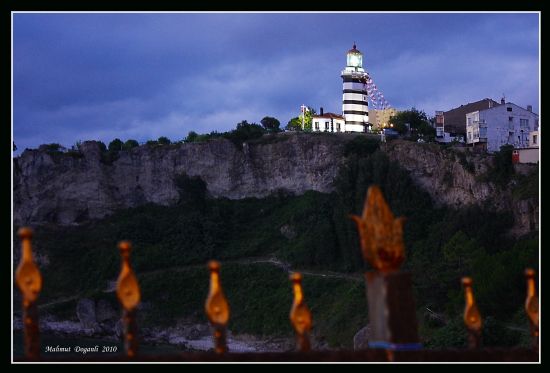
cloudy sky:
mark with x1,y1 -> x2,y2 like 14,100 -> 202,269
13,12 -> 539,153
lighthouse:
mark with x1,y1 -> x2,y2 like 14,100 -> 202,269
341,44 -> 369,132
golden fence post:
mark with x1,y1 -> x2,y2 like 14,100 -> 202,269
461,277 -> 482,349
116,241 -> 141,358
351,185 -> 421,351
289,272 -> 312,352
205,260 -> 230,354
524,268 -> 539,350
15,227 -> 42,359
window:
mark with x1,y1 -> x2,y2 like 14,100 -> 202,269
509,116 -> 513,121
325,122 -> 329,131
520,119 -> 529,128
315,121 -> 319,130
507,107 -> 512,112
467,117 -> 472,125
336,123 -> 341,132
533,135 -> 538,145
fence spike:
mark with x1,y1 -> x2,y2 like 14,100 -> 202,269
351,185 -> 406,272
116,241 -> 140,357
524,268 -> 539,349
205,260 -> 230,354
15,227 -> 42,359
461,277 -> 482,349
289,272 -> 312,352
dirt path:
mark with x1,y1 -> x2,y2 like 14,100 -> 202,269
39,256 -> 362,307
140,256 -> 363,282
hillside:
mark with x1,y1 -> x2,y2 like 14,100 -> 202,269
12,133 -> 539,350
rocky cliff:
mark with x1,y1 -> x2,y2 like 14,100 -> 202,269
14,134 -> 347,226
13,134 -> 538,235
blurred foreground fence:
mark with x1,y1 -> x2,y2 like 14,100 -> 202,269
14,186 -> 539,362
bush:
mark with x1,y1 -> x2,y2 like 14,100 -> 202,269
158,136 -> 171,145
512,167 -> 539,200
479,145 -> 515,186
223,120 -> 266,148
123,139 -> 139,150
108,138 -> 123,152
343,136 -> 380,157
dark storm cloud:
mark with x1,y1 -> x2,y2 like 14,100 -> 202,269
13,12 -> 539,153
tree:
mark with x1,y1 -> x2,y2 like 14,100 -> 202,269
301,106 -> 316,132
286,117 -> 302,131
285,106 -> 316,131
158,136 -> 171,145
108,138 -> 123,152
389,108 -> 431,138
97,141 -> 107,152
13,142 -> 17,151
260,116 -> 281,132
185,131 -> 199,143
224,120 -> 266,147
123,139 -> 139,150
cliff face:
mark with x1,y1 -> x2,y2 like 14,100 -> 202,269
384,141 -> 538,236
13,135 -> 538,236
383,141 -> 495,207
14,134 -> 346,226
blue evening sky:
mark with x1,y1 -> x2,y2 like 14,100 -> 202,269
13,12 -> 539,153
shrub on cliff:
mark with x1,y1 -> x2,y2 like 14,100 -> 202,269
223,120 -> 266,148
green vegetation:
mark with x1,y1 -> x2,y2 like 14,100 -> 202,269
26,137 -> 538,349
286,106 -> 316,131
157,136 -> 171,145
512,167 -> 539,200
389,107 -> 435,141
260,116 -> 281,133
123,139 -> 139,150
455,150 -> 476,174
108,138 -> 124,152
477,145 -> 515,187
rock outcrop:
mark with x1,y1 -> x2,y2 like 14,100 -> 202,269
14,134 -> 347,226
13,135 -> 538,235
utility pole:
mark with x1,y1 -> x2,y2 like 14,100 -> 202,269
300,104 -> 306,130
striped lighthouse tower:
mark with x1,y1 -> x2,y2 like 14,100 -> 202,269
341,44 -> 369,132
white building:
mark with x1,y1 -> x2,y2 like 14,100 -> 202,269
311,109 -> 346,133
466,101 -> 539,153
341,44 -> 369,132
514,130 -> 539,164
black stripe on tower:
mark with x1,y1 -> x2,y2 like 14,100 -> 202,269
343,100 -> 369,105
343,89 -> 369,94
342,76 -> 367,83
344,110 -> 369,115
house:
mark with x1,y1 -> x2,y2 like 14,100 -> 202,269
466,101 -> 539,153
311,108 -> 346,133
435,98 -> 500,143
